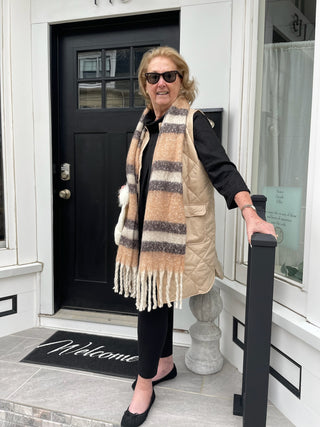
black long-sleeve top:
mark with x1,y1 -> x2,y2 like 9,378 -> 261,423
138,110 -> 249,241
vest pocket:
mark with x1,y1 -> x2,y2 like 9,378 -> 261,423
184,204 -> 207,244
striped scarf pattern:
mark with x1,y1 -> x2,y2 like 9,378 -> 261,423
114,97 -> 190,311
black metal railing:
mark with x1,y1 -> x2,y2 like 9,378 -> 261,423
233,195 -> 277,427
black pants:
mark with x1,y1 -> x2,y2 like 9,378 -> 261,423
137,304 -> 174,379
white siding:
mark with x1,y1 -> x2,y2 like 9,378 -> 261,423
11,0 -> 37,264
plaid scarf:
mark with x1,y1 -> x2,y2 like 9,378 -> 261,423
114,97 -> 190,311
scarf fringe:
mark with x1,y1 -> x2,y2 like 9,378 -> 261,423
114,263 -> 183,312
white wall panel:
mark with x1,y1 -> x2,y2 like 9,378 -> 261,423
181,2 -> 232,111
219,302 -> 243,373
10,0 -> 37,264
31,0 -> 230,24
0,274 -> 37,338
268,375 -> 319,427
180,1 -> 232,270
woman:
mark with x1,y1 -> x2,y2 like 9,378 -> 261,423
114,47 -> 276,427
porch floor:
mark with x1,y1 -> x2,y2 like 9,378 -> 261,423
0,328 -> 293,427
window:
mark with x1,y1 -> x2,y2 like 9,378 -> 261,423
77,45 -> 156,109
252,0 -> 316,287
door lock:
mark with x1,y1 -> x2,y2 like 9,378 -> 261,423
61,163 -> 71,181
59,189 -> 71,200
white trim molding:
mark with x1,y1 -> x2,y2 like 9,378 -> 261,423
0,0 -> 18,266
305,0 -> 320,328
32,22 -> 55,315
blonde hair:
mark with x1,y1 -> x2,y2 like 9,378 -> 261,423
138,46 -> 197,107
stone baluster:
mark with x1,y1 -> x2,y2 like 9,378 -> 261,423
185,286 -> 223,374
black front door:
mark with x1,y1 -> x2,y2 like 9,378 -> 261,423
51,12 -> 180,314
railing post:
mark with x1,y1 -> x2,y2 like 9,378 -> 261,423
233,195 -> 277,427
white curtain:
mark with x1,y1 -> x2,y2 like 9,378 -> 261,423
258,41 -> 314,273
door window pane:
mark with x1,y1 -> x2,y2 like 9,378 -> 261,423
133,46 -> 153,74
106,80 -> 130,108
77,46 -> 157,109
134,80 -> 145,107
78,83 -> 102,109
78,51 -> 101,79
105,49 -> 130,77
253,0 -> 316,284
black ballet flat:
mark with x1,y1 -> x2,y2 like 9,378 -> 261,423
132,364 -> 177,390
121,390 -> 156,427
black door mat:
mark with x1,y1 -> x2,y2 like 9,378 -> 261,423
21,330 -> 138,379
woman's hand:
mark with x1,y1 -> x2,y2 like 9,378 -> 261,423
241,207 -> 276,244
234,192 -> 277,244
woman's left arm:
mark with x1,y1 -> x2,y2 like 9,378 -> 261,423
234,191 -> 276,244
191,113 -> 276,243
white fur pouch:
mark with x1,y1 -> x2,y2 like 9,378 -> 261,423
114,184 -> 129,245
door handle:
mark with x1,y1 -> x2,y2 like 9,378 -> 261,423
59,189 -> 71,200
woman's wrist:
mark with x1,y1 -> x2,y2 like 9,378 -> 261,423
240,204 -> 256,219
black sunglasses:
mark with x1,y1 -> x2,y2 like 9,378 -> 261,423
145,71 -> 183,84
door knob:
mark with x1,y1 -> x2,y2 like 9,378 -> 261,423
59,189 -> 71,200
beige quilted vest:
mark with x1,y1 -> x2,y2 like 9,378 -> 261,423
155,108 -> 224,304
179,108 -> 224,299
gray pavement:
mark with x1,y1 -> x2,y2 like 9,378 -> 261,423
0,328 -> 293,426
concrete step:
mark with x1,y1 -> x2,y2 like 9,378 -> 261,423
0,399 -> 114,427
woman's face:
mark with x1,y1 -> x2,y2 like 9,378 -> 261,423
145,56 -> 182,119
